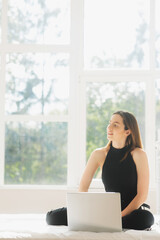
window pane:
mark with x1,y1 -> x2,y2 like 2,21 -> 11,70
6,53 -> 69,115
156,0 -> 160,68
84,0 -> 149,69
5,122 -> 67,184
8,0 -> 70,44
156,79 -> 160,140
86,81 -> 145,177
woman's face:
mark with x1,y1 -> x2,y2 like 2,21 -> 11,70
107,114 -> 129,144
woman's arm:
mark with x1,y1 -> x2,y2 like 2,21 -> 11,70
78,149 -> 105,192
121,148 -> 149,217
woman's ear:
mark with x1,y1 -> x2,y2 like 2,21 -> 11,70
125,129 -> 131,136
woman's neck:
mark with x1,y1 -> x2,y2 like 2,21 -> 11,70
111,141 -> 126,149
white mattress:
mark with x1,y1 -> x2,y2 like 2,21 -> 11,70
0,214 -> 160,240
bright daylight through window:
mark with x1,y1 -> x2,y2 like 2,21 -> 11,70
0,0 -> 70,185
0,0 -> 159,196
84,0 -> 149,69
85,0 -> 148,176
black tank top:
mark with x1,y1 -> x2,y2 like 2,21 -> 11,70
102,144 -> 137,210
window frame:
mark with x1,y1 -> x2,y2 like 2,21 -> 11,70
0,0 -> 70,186
76,0 -> 158,190
0,0 -> 159,192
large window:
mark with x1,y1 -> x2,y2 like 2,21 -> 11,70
0,0 -> 159,194
83,0 -> 158,189
0,0 -> 70,185
84,0 -> 149,168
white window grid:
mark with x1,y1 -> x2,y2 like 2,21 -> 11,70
0,0 -> 159,191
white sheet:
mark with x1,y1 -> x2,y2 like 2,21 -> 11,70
0,214 -> 159,240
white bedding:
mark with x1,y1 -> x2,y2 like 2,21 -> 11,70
0,214 -> 160,240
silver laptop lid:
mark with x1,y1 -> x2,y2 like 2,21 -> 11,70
67,192 -> 122,232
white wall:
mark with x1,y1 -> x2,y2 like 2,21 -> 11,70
0,187 -> 68,214
0,187 -> 157,214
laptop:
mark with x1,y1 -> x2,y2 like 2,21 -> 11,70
67,192 -> 122,232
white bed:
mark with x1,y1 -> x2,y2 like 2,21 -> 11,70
0,214 -> 160,240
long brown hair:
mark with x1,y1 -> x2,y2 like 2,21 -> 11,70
106,111 -> 143,160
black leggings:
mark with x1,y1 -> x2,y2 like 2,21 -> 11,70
46,207 -> 154,230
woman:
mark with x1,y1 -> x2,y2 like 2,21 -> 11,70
46,111 -> 154,230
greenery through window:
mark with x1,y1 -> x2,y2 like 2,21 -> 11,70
86,82 -> 145,178
2,0 -> 70,185
0,0 -> 159,189
85,0 -> 148,179
5,122 -> 67,184
6,53 -> 69,115
8,0 -> 70,44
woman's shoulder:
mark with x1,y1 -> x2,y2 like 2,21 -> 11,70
93,146 -> 108,155
131,147 -> 148,164
131,147 -> 146,156
92,147 -> 108,167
